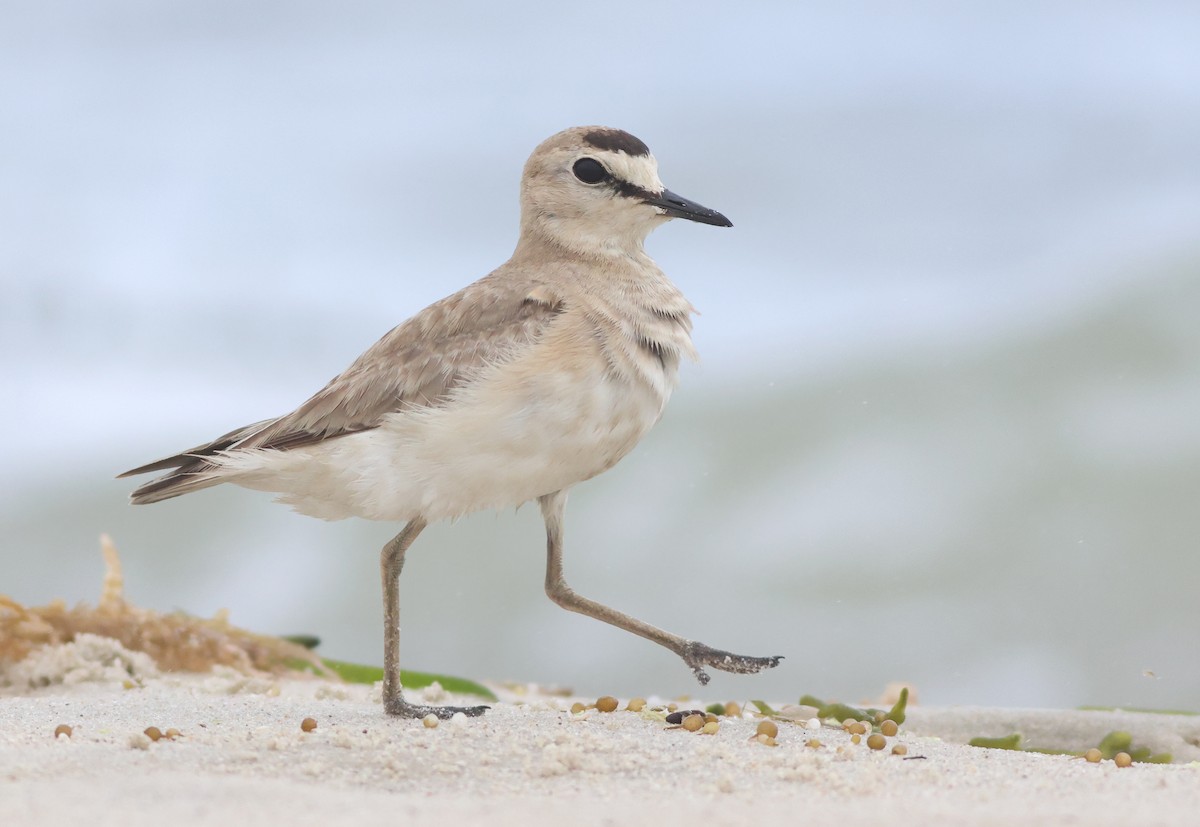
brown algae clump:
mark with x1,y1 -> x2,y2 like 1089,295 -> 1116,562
1,536 -> 330,678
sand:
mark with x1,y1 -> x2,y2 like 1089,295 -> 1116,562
1,639 -> 1198,826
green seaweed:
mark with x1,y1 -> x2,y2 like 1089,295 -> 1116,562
324,658 -> 497,700
968,729 -> 1172,763
797,694 -> 864,721
817,702 -> 873,722
885,687 -> 909,724
1097,730 -> 1133,757
795,688 -> 907,726
969,733 -> 1023,750
750,699 -> 777,716
1095,730 -> 1171,763
286,656 -> 496,700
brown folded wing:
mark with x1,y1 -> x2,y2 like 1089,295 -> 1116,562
120,274 -> 564,502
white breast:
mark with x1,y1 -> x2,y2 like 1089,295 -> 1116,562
228,331 -> 677,522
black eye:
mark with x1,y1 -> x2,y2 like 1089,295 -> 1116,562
572,157 -> 609,185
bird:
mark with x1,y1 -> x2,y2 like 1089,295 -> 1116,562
120,126 -> 783,718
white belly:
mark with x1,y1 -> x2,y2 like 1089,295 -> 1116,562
225,354 -> 673,522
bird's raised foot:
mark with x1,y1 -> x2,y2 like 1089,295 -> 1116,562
680,641 -> 784,685
385,694 -> 489,719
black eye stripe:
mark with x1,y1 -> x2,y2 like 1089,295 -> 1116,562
572,157 -> 610,185
616,181 -> 656,201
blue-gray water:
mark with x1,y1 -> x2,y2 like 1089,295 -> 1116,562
3,1 -> 1199,709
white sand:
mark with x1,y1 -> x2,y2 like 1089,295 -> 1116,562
2,643 -> 1198,826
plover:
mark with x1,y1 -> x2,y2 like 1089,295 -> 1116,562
121,126 -> 782,718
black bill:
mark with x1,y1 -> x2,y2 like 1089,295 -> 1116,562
642,188 -> 733,227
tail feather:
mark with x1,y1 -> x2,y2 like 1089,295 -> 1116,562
118,454 -> 197,478
128,466 -> 225,505
120,418 -> 274,504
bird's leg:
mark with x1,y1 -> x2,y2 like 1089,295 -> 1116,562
537,491 -> 783,685
381,519 -> 488,718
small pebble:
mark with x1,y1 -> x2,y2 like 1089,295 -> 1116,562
850,733 -> 862,744
701,721 -> 720,735
300,717 -> 318,732
1084,748 -> 1102,763
806,738 -> 823,749
595,696 -> 619,713
165,728 -> 181,740
756,720 -> 779,739
881,720 -> 899,737
53,724 -> 73,739
724,701 -> 741,717
891,744 -> 908,756
755,733 -> 778,747
1114,752 -> 1133,768
867,733 -> 887,751
848,721 -> 868,736
422,713 -> 439,729
682,714 -> 705,732
626,698 -> 646,713
144,726 -> 163,742
665,709 -> 703,725
570,702 -> 587,714
842,718 -> 858,729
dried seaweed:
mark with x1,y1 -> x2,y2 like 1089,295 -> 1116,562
0,535 -> 330,677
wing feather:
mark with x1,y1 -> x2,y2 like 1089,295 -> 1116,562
121,272 -> 565,502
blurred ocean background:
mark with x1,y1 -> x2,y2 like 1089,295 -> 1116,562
3,1 -> 1198,710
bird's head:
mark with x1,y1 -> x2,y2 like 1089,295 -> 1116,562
518,126 -> 731,258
